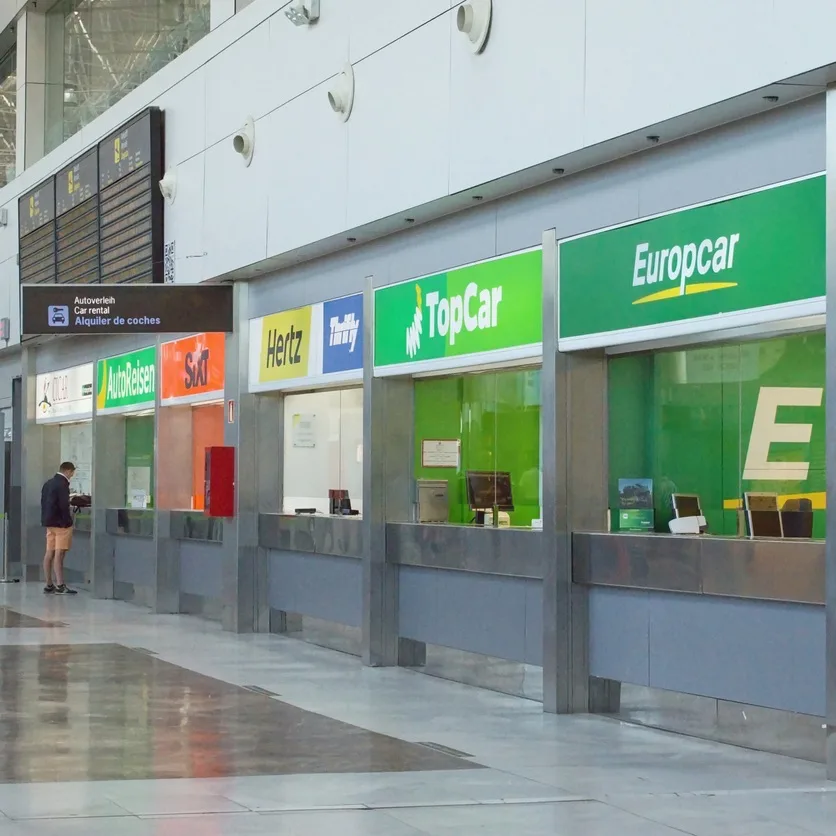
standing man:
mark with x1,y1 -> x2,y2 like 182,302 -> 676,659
41,462 -> 78,595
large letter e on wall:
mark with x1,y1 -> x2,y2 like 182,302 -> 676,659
742,386 -> 823,481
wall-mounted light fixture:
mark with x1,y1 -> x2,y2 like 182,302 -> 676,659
285,0 -> 319,26
232,117 -> 255,166
159,168 -> 177,205
457,0 -> 492,53
328,65 -> 355,122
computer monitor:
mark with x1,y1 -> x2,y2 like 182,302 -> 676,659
672,493 -> 702,519
744,492 -> 783,538
466,471 -> 514,514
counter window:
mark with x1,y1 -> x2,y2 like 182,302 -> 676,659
414,368 -> 541,527
125,414 -> 155,508
59,421 -> 92,495
282,388 -> 363,515
608,332 -> 824,538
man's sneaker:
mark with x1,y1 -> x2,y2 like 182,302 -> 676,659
43,584 -> 55,594
54,585 -> 77,595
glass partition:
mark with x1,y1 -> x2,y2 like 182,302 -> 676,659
59,420 -> 92,495
125,414 -> 154,508
414,367 -> 541,527
608,331 -> 825,537
282,388 -> 363,515
45,0 -> 210,152
0,47 -> 16,186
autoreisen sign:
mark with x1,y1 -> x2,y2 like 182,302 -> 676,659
21,284 -> 234,336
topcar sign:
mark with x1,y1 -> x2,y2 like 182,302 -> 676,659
21,284 -> 234,336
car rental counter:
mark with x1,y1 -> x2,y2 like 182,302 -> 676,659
250,292 -> 367,648
371,248 -> 545,672
554,173 -> 827,721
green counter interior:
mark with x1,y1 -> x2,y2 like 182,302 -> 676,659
609,331 -> 825,537
413,368 -> 541,527
125,414 -> 155,507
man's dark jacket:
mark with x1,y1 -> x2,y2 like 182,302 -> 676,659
41,474 -> 72,528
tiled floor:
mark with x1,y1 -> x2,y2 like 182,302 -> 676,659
0,584 -> 832,835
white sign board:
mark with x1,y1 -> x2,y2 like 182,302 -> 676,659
291,413 -> 316,448
421,439 -> 461,469
36,364 -> 94,424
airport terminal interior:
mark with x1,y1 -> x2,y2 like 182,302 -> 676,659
2,0 -> 836,833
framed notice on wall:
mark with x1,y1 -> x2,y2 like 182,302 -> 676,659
421,439 -> 460,469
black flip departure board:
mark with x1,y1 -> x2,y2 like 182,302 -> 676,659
18,106 -> 164,288
18,180 -> 57,285
56,149 -> 99,284
98,108 -> 163,284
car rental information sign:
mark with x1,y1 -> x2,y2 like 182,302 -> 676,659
21,284 -> 234,335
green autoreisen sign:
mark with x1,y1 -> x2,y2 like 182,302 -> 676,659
97,346 -> 156,412
558,175 -> 824,349
374,249 -> 542,372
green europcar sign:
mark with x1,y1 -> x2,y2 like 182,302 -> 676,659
374,248 -> 542,373
558,175 -> 825,350
96,346 -> 156,413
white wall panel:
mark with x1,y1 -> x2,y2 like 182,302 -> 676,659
204,21 -> 275,147
263,84 -> 349,257
448,0 -> 585,192
346,15 -> 451,227
158,71 -> 207,167
268,1 -> 351,109
348,0 -> 451,63
0,198 -> 18,265
202,138 -> 267,278
773,0 -> 836,79
584,0 -> 773,145
164,153 -> 207,285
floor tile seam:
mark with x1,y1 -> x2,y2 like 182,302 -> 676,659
600,785 -> 836,801
4,810 -> 139,823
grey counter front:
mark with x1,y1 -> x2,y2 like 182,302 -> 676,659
387,522 -> 544,666
107,509 -> 156,605
573,532 -> 824,717
168,511 -> 224,617
260,514 -> 364,630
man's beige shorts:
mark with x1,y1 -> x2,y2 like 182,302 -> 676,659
46,527 -> 73,551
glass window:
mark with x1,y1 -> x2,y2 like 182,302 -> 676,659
282,388 -> 363,515
125,414 -> 154,507
414,368 -> 541,527
608,332 -> 825,537
45,0 -> 210,153
0,47 -> 16,187
59,421 -> 92,494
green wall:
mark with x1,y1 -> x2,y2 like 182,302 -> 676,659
414,369 -> 541,526
609,332 -> 825,536
125,415 -> 155,507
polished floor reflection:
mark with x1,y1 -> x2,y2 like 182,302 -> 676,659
0,643 -> 474,783
0,584 -> 831,835
0,606 -> 65,628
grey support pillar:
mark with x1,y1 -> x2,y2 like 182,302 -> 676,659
15,10 -> 47,174
222,282 -> 273,633
825,85 -> 836,780
542,229 -> 614,714
20,347 -> 44,579
361,276 -> 419,667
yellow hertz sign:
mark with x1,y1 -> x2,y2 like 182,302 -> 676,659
632,233 -> 740,305
258,306 -> 313,383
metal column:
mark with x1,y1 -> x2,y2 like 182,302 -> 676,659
825,85 -> 836,780
541,228 -> 615,714
361,276 -> 418,667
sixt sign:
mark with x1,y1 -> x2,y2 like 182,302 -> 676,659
322,294 -> 363,374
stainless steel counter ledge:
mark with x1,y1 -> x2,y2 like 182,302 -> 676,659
386,522 -> 543,579
105,509 -> 155,538
259,513 -> 363,558
572,531 -> 824,605
170,511 -> 223,543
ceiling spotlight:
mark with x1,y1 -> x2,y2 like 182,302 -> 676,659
457,0 -> 492,53
284,0 -> 319,26
552,167 -> 565,175
347,236 -> 357,243
328,64 -> 355,122
472,195 -> 483,201
405,218 -> 415,224
232,117 -> 255,166
646,135 -> 660,144
763,94 -> 779,103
